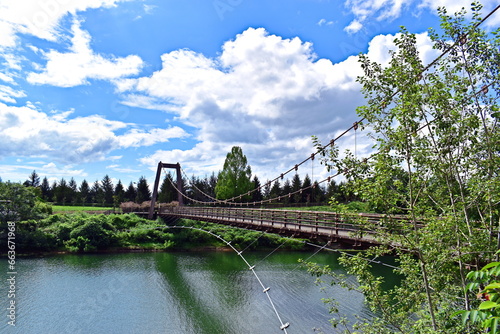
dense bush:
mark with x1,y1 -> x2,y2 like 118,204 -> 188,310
1,210 -> 305,254
173,219 -> 306,251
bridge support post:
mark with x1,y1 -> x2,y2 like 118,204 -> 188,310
148,162 -> 184,219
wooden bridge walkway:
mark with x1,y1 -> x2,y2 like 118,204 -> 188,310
138,206 -> 409,247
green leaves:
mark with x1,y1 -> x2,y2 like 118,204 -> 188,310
215,146 -> 253,201
310,2 -> 500,333
479,301 -> 499,310
460,260 -> 500,333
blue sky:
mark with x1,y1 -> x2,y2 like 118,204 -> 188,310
0,0 -> 499,187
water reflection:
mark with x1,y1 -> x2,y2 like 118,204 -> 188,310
0,251 -> 396,334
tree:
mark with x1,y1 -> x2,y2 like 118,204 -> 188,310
308,4 -> 500,333
40,177 -> 51,201
251,175 -> 263,202
135,176 -> 151,203
208,172 -> 218,198
90,180 -> 103,205
67,178 -> 77,204
282,179 -> 292,205
291,174 -> 302,203
53,178 -> 70,204
215,146 -> 253,201
79,179 -> 90,205
301,174 -> 312,204
262,180 -> 271,200
101,175 -> 114,206
114,180 -> 125,207
159,173 -> 176,203
0,182 -> 47,222
124,182 -> 137,202
269,180 -> 281,202
24,170 -> 40,188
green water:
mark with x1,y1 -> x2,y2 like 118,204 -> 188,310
0,251 -> 395,333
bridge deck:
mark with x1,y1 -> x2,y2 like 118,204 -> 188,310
138,206 -> 410,247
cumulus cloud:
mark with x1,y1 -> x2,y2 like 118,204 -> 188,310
27,20 -> 144,87
0,0 -> 131,49
0,102 -> 189,164
116,27 -> 437,180
343,0 -> 500,33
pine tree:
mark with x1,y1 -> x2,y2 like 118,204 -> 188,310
40,177 -> 51,201
124,182 -> 137,202
135,176 -> 151,203
79,180 -> 90,205
114,180 -> 125,206
101,175 -> 114,206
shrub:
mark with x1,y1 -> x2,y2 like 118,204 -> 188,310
68,219 -> 117,250
120,201 -> 140,213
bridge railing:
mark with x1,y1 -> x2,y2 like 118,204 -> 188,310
157,206 -> 417,242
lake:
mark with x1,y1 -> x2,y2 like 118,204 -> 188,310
0,250 -> 395,333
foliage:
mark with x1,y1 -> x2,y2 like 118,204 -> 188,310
3,211 -> 305,254
215,146 -> 253,200
311,3 -> 500,333
172,219 -> 306,251
454,259 -> 500,333
159,172 -> 177,203
0,182 -> 49,222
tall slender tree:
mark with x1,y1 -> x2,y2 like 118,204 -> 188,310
251,175 -> 263,202
114,180 -> 125,206
159,173 -> 176,203
101,175 -> 114,205
124,182 -> 137,202
24,170 -> 40,187
40,177 -> 51,201
79,179 -> 90,205
135,176 -> 151,203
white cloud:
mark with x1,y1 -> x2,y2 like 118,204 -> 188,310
27,20 -> 144,87
0,85 -> 26,104
116,27 -> 439,181
118,127 -> 190,148
0,102 -> 189,164
0,0 -> 132,49
343,0 -> 500,32
344,19 -> 363,34
116,28 -> 405,180
318,18 -> 334,26
0,162 -> 85,183
0,73 -> 15,84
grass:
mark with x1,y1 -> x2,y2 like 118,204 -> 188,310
52,205 -> 115,212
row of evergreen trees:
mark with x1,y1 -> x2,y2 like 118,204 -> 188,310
23,171 -> 152,207
22,170 -> 356,207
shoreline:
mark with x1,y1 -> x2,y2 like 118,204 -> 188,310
2,244 -> 313,258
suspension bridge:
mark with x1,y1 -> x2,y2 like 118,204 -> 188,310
131,161 -> 415,248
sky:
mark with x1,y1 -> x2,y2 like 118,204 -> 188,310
0,0 -> 499,188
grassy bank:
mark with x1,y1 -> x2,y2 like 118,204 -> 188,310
52,205 -> 115,213
2,213 -> 306,254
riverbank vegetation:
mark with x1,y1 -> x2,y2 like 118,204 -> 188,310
0,183 -> 305,254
